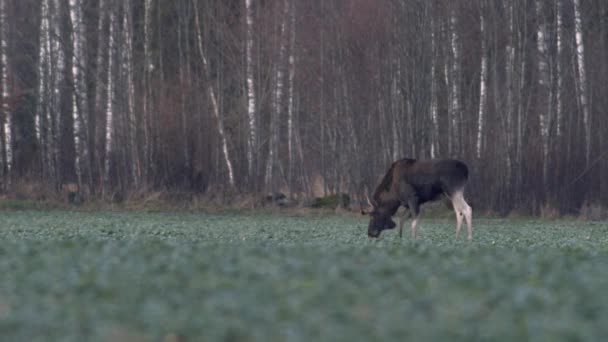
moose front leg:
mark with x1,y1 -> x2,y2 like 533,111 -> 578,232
407,198 -> 420,240
398,207 -> 411,238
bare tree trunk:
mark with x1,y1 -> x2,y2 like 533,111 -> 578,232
573,0 -> 590,165
476,5 -> 488,159
48,0 -> 60,184
264,0 -> 289,191
0,0 -> 7,185
286,0 -> 296,197
69,0 -> 91,191
194,0 -> 235,188
555,0 -> 564,140
319,0 -> 326,196
536,0 -> 552,189
9,0 -> 41,180
38,0 -> 51,182
58,0 -> 77,188
92,0 -> 108,195
429,15 -> 439,159
122,0 -> 138,188
448,12 -> 460,156
103,6 -> 116,193
245,0 -> 257,187
142,0 -> 152,184
505,0 -> 515,188
601,0 -> 608,204
176,3 -> 186,175
515,5 -> 529,197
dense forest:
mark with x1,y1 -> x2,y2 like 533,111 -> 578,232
1,0 -> 607,215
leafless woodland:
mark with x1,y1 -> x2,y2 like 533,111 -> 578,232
1,0 -> 607,215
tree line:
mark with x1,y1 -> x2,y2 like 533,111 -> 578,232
1,0 -> 607,215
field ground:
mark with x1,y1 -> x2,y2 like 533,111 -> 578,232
0,210 -> 607,341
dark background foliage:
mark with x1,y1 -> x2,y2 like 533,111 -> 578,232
1,0 -> 606,215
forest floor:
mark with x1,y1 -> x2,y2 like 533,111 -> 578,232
1,210 -> 607,341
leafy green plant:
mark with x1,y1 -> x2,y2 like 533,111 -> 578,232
0,211 -> 607,341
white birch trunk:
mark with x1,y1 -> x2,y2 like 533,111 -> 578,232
449,13 -> 460,155
536,0 -> 552,185
429,16 -> 438,159
69,0 -> 89,186
194,1 -> 235,187
476,9 -> 488,159
555,0 -> 563,139
103,9 -> 115,189
93,0 -> 108,189
38,0 -> 50,174
122,0 -> 139,187
143,0 -> 152,178
286,0 -> 296,195
0,0 -> 9,175
573,0 -> 590,165
264,0 -> 289,189
49,0 -> 60,180
505,1 -> 515,176
245,0 -> 257,181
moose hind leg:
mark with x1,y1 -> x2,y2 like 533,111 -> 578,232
454,206 -> 463,239
398,208 -> 409,238
451,190 -> 472,241
407,198 -> 420,240
463,199 -> 473,241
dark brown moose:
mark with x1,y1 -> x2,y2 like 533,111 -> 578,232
363,158 -> 472,240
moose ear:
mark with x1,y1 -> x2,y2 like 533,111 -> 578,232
360,192 -> 376,215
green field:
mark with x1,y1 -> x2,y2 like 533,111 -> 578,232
1,210 -> 607,341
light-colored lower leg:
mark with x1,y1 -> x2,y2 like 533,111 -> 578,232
451,190 -> 472,240
410,218 -> 418,240
455,210 -> 463,239
398,208 -> 409,238
463,204 -> 473,241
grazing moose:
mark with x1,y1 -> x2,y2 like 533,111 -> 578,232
363,158 -> 473,240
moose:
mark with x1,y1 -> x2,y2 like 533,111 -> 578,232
363,158 -> 473,240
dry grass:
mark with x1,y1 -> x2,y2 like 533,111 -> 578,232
1,181 -> 606,221
579,202 -> 608,221
540,203 -> 561,220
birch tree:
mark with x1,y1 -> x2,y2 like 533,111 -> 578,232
476,4 -> 488,159
429,14 -> 439,159
573,0 -> 590,165
555,0 -> 564,140
536,0 -> 552,187
121,0 -> 138,187
447,11 -> 461,156
0,0 -> 8,183
264,0 -> 289,190
102,5 -> 116,192
286,0 -> 296,195
142,0 -> 152,182
194,0 -> 235,188
92,0 -> 109,193
69,0 -> 91,190
245,0 -> 257,185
